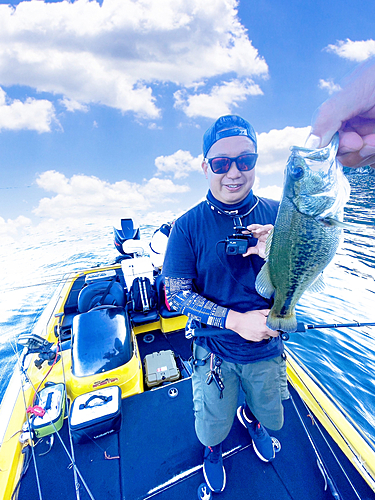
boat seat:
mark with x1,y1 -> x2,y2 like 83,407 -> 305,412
154,274 -> 181,319
130,309 -> 159,326
128,276 -> 159,326
72,306 -> 132,377
77,280 -> 125,313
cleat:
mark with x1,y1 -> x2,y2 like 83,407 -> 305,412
203,443 -> 226,493
237,404 -> 276,462
197,482 -> 212,500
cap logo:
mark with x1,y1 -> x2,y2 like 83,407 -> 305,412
216,127 -> 248,141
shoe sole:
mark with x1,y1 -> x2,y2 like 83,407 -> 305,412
203,462 -> 226,493
236,406 -> 275,462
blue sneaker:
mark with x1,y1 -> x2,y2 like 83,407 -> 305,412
203,443 -> 226,493
237,405 -> 275,462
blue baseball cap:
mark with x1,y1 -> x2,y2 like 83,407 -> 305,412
203,115 -> 257,157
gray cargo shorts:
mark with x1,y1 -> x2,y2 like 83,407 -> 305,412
192,343 -> 289,447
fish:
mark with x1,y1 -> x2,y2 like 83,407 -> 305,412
255,133 -> 351,333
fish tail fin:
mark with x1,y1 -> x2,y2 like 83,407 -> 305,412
255,263 -> 275,299
266,310 -> 298,333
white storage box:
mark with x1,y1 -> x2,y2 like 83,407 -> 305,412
121,256 -> 154,289
70,386 -> 122,443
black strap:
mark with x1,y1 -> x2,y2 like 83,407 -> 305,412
79,394 -> 112,410
98,277 -> 117,306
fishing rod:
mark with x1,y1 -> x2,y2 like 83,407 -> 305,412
295,320 -> 375,332
282,320 -> 375,341
190,320 -> 375,340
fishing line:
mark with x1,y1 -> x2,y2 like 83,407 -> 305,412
55,316 -> 82,500
290,392 -> 343,500
215,240 -> 258,294
1,274 -> 78,293
1,262 -> 118,293
288,352 -> 369,499
46,420 -> 97,500
13,345 -> 44,500
269,462 -> 295,500
143,443 -> 252,500
9,331 -> 97,500
297,396 -> 364,500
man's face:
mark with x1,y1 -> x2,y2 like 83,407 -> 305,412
202,135 -> 256,204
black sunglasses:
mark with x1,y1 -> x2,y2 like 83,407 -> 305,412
205,153 -> 258,174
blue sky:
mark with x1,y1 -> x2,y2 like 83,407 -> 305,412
1,0 -> 375,241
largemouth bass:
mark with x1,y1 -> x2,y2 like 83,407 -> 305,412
255,133 -> 350,333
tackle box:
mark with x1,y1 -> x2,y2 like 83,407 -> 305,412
144,350 -> 180,388
32,383 -> 66,438
69,386 -> 122,444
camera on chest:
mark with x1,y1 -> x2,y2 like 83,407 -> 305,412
225,224 -> 253,255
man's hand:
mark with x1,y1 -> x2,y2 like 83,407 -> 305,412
306,58 -> 375,169
241,224 -> 273,259
225,309 -> 278,342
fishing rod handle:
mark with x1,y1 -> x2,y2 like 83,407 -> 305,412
191,327 -> 290,341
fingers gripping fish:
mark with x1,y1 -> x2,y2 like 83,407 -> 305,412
255,133 -> 351,333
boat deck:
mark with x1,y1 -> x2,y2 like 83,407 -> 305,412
17,329 -> 375,500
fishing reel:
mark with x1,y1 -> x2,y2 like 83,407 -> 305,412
18,333 -> 59,369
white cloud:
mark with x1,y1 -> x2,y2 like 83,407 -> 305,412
318,79 -> 341,95
0,215 -> 31,243
0,87 -> 56,132
155,150 -> 203,179
174,79 -> 263,119
253,182 -> 282,201
0,0 -> 268,120
60,97 -> 89,113
33,170 -> 189,222
325,39 -> 375,62
256,126 -> 310,175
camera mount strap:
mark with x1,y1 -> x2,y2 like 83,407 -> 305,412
206,195 -> 259,223
232,215 -> 243,231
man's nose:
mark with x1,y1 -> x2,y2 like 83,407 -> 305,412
226,161 -> 241,177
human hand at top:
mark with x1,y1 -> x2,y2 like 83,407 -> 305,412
241,224 -> 273,259
306,58 -> 375,168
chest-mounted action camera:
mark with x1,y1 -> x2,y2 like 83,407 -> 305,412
225,225 -> 253,255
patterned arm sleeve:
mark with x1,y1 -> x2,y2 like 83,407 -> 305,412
164,276 -> 229,328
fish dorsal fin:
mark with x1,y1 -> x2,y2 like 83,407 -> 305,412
308,273 -> 325,293
255,262 -> 275,299
265,227 -> 274,260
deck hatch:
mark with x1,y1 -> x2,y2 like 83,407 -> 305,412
72,306 -> 132,377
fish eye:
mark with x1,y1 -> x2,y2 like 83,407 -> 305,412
290,165 -> 304,180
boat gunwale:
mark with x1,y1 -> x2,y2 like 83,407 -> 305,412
286,346 -> 375,492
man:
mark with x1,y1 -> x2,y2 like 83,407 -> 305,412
162,115 -> 288,493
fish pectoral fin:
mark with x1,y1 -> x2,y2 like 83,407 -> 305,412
255,262 -> 275,299
307,273 -> 325,293
265,227 -> 274,259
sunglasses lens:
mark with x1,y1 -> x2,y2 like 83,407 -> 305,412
237,154 -> 257,171
210,157 -> 231,174
208,154 -> 257,173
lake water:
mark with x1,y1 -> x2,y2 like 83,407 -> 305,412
0,174 -> 374,450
